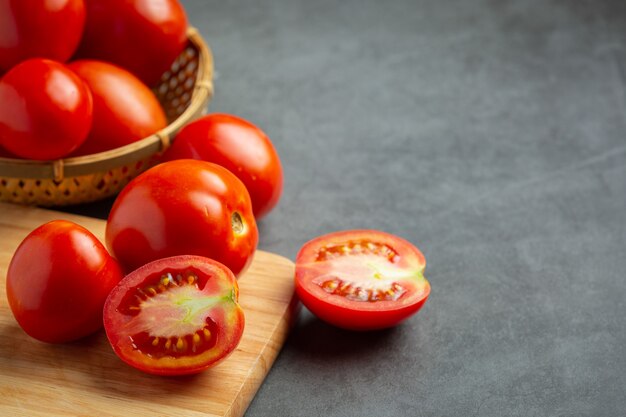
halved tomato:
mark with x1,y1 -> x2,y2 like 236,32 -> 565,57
103,255 -> 244,376
295,230 -> 430,330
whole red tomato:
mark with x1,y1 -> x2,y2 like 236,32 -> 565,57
0,59 -> 93,160
104,255 -> 245,375
0,0 -> 86,72
164,114 -> 284,219
76,0 -> 187,86
68,60 -> 167,155
106,160 -> 258,276
295,230 -> 430,330
6,220 -> 123,343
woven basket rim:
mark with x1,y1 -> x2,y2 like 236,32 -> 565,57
0,27 -> 213,181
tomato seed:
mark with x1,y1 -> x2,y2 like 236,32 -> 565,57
316,240 -> 399,263
319,277 -> 407,302
176,337 -> 185,351
129,321 -> 217,359
120,272 -> 201,316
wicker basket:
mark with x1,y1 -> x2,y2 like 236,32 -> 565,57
0,28 -> 214,206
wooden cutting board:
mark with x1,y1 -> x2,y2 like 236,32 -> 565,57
0,203 -> 298,417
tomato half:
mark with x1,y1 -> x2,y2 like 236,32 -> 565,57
0,58 -> 93,160
76,0 -> 188,86
6,220 -> 123,343
0,0 -> 86,72
68,60 -> 167,155
295,230 -> 430,330
163,114 -> 284,219
106,160 -> 258,276
103,255 -> 244,375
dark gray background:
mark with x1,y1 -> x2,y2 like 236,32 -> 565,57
66,0 -> 626,415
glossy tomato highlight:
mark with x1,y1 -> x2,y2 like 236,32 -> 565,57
68,60 -> 167,155
0,59 -> 93,160
0,0 -> 86,72
77,0 -> 188,86
106,160 -> 258,276
163,114 -> 284,219
295,230 -> 430,330
6,220 -> 123,343
103,255 -> 245,376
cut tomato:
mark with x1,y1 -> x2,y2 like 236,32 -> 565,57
295,230 -> 430,330
103,255 -> 244,375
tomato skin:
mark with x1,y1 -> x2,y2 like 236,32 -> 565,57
0,59 -> 93,160
0,0 -> 86,72
68,60 -> 167,155
0,144 -> 18,158
77,0 -> 187,86
295,230 -> 430,331
163,114 -> 284,219
6,220 -> 123,343
106,160 -> 258,276
103,255 -> 245,376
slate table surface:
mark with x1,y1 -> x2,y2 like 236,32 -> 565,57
60,1 -> 626,416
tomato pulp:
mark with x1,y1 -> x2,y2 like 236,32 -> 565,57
6,220 -> 123,343
103,255 -> 245,375
295,230 -> 430,330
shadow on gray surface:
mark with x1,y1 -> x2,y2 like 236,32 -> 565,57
287,312 -> 401,358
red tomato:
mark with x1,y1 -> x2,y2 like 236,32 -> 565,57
295,230 -> 430,330
0,0 -> 85,72
0,59 -> 93,160
68,60 -> 167,155
163,114 -> 284,219
0,144 -> 18,158
103,255 -> 245,375
6,220 -> 123,343
106,160 -> 258,276
77,0 -> 188,86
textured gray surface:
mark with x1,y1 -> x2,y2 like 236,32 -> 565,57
67,0 -> 626,415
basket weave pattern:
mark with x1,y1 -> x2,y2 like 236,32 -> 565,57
0,161 -> 152,206
0,29 -> 213,207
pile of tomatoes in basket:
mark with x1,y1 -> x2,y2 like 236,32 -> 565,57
2,0 -> 431,377
0,0 -> 187,159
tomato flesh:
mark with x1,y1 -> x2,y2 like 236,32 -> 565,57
295,230 -> 430,330
104,255 -> 244,376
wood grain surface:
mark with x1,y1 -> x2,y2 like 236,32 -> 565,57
0,203 -> 298,417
